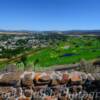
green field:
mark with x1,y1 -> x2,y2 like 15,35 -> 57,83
23,36 -> 100,69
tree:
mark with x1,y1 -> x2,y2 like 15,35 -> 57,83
20,55 -> 27,70
33,59 -> 39,71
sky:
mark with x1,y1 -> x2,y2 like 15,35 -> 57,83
0,0 -> 100,30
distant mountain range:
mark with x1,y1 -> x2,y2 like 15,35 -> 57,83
62,30 -> 100,35
0,29 -> 100,35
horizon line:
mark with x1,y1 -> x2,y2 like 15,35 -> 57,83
0,29 -> 100,32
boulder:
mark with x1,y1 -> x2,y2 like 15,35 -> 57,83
58,73 -> 69,84
49,79 -> 59,86
21,74 -> 33,88
24,89 -> 32,97
0,72 -> 22,86
39,75 -> 50,82
8,96 -> 16,100
0,96 -> 3,100
33,72 -> 50,85
0,87 -> 14,93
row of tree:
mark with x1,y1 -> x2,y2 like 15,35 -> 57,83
17,55 -> 39,71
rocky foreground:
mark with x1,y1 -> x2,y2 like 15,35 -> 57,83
0,70 -> 99,100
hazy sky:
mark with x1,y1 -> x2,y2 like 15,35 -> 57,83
0,0 -> 100,30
